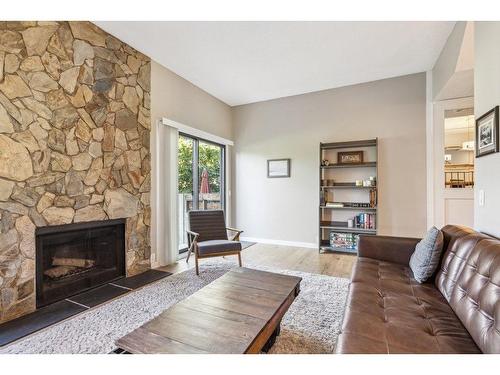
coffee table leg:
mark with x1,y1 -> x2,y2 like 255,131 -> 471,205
262,320 -> 281,353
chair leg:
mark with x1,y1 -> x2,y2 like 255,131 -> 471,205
238,252 -> 242,267
186,246 -> 192,263
195,253 -> 199,275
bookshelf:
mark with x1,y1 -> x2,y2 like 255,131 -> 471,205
319,139 -> 378,254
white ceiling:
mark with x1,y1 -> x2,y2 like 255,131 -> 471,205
96,21 -> 455,106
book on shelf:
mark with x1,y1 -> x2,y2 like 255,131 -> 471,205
353,213 -> 376,230
345,202 -> 371,208
369,188 -> 377,208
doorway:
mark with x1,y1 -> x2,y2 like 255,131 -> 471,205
177,134 -> 225,252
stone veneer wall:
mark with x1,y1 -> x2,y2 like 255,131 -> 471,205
0,21 -> 151,323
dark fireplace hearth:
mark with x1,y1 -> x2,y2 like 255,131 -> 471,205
35,219 -> 126,308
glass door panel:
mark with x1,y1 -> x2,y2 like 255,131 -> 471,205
177,135 -> 194,252
198,140 -> 224,211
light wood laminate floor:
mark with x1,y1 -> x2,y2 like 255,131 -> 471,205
159,243 -> 356,279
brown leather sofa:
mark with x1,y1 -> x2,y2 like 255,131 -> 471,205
335,225 -> 500,354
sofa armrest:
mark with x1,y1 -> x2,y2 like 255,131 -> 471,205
358,235 -> 421,266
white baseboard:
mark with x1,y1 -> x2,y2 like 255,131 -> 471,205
240,236 -> 317,249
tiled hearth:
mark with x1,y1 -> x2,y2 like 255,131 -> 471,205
0,21 -> 152,323
0,269 -> 171,347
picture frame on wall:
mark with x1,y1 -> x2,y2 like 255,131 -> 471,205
476,106 -> 499,158
267,158 -> 291,178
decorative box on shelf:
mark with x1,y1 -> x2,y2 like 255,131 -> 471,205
329,232 -> 359,251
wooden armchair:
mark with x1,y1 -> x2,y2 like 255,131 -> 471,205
186,210 -> 244,275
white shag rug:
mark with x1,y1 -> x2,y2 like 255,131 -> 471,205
0,259 -> 349,354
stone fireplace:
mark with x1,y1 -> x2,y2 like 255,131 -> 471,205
0,21 -> 151,323
36,219 -> 126,308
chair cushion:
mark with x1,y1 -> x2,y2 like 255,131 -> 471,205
335,257 -> 480,353
197,240 -> 242,256
409,226 -> 444,283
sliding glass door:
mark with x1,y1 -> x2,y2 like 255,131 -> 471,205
177,134 -> 225,252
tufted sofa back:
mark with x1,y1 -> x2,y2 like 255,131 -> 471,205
448,238 -> 500,353
435,226 -> 490,301
435,225 -> 500,353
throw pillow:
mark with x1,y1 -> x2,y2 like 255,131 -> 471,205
409,226 -> 444,283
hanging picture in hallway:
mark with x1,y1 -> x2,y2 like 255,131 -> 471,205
476,106 -> 499,157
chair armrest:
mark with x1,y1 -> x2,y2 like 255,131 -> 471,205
186,230 -> 199,239
226,227 -> 244,241
358,235 -> 421,266
186,230 -> 199,248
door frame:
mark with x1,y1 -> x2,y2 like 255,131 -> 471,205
153,118 -> 234,266
431,96 -> 474,228
177,133 -> 227,254
178,132 -> 227,213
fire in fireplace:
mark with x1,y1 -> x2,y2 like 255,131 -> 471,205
35,219 -> 126,308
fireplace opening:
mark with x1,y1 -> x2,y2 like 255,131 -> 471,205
36,219 -> 126,308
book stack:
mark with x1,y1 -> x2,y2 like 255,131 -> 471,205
354,213 -> 376,229
346,202 -> 371,208
329,232 -> 359,250
369,188 -> 377,208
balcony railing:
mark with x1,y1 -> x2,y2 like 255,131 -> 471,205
445,171 -> 474,188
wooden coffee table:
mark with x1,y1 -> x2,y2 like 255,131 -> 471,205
115,267 -> 301,354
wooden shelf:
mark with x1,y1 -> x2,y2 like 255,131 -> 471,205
321,162 -> 377,169
320,227 -> 376,234
320,206 -> 377,211
319,246 -> 357,254
319,240 -> 358,254
320,139 -> 377,150
321,185 -> 376,189
320,221 -> 376,234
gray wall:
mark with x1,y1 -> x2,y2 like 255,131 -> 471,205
474,22 -> 500,237
232,73 -> 428,245
150,61 -> 232,139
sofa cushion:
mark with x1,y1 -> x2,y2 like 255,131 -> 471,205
435,226 -> 490,301
449,239 -> 500,354
409,226 -> 444,283
197,239 -> 242,256
335,257 -> 480,353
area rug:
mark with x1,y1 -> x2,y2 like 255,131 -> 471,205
240,241 -> 257,250
0,259 -> 349,354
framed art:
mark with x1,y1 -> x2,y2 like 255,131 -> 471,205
337,151 -> 363,164
267,158 -> 291,178
476,106 -> 499,158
